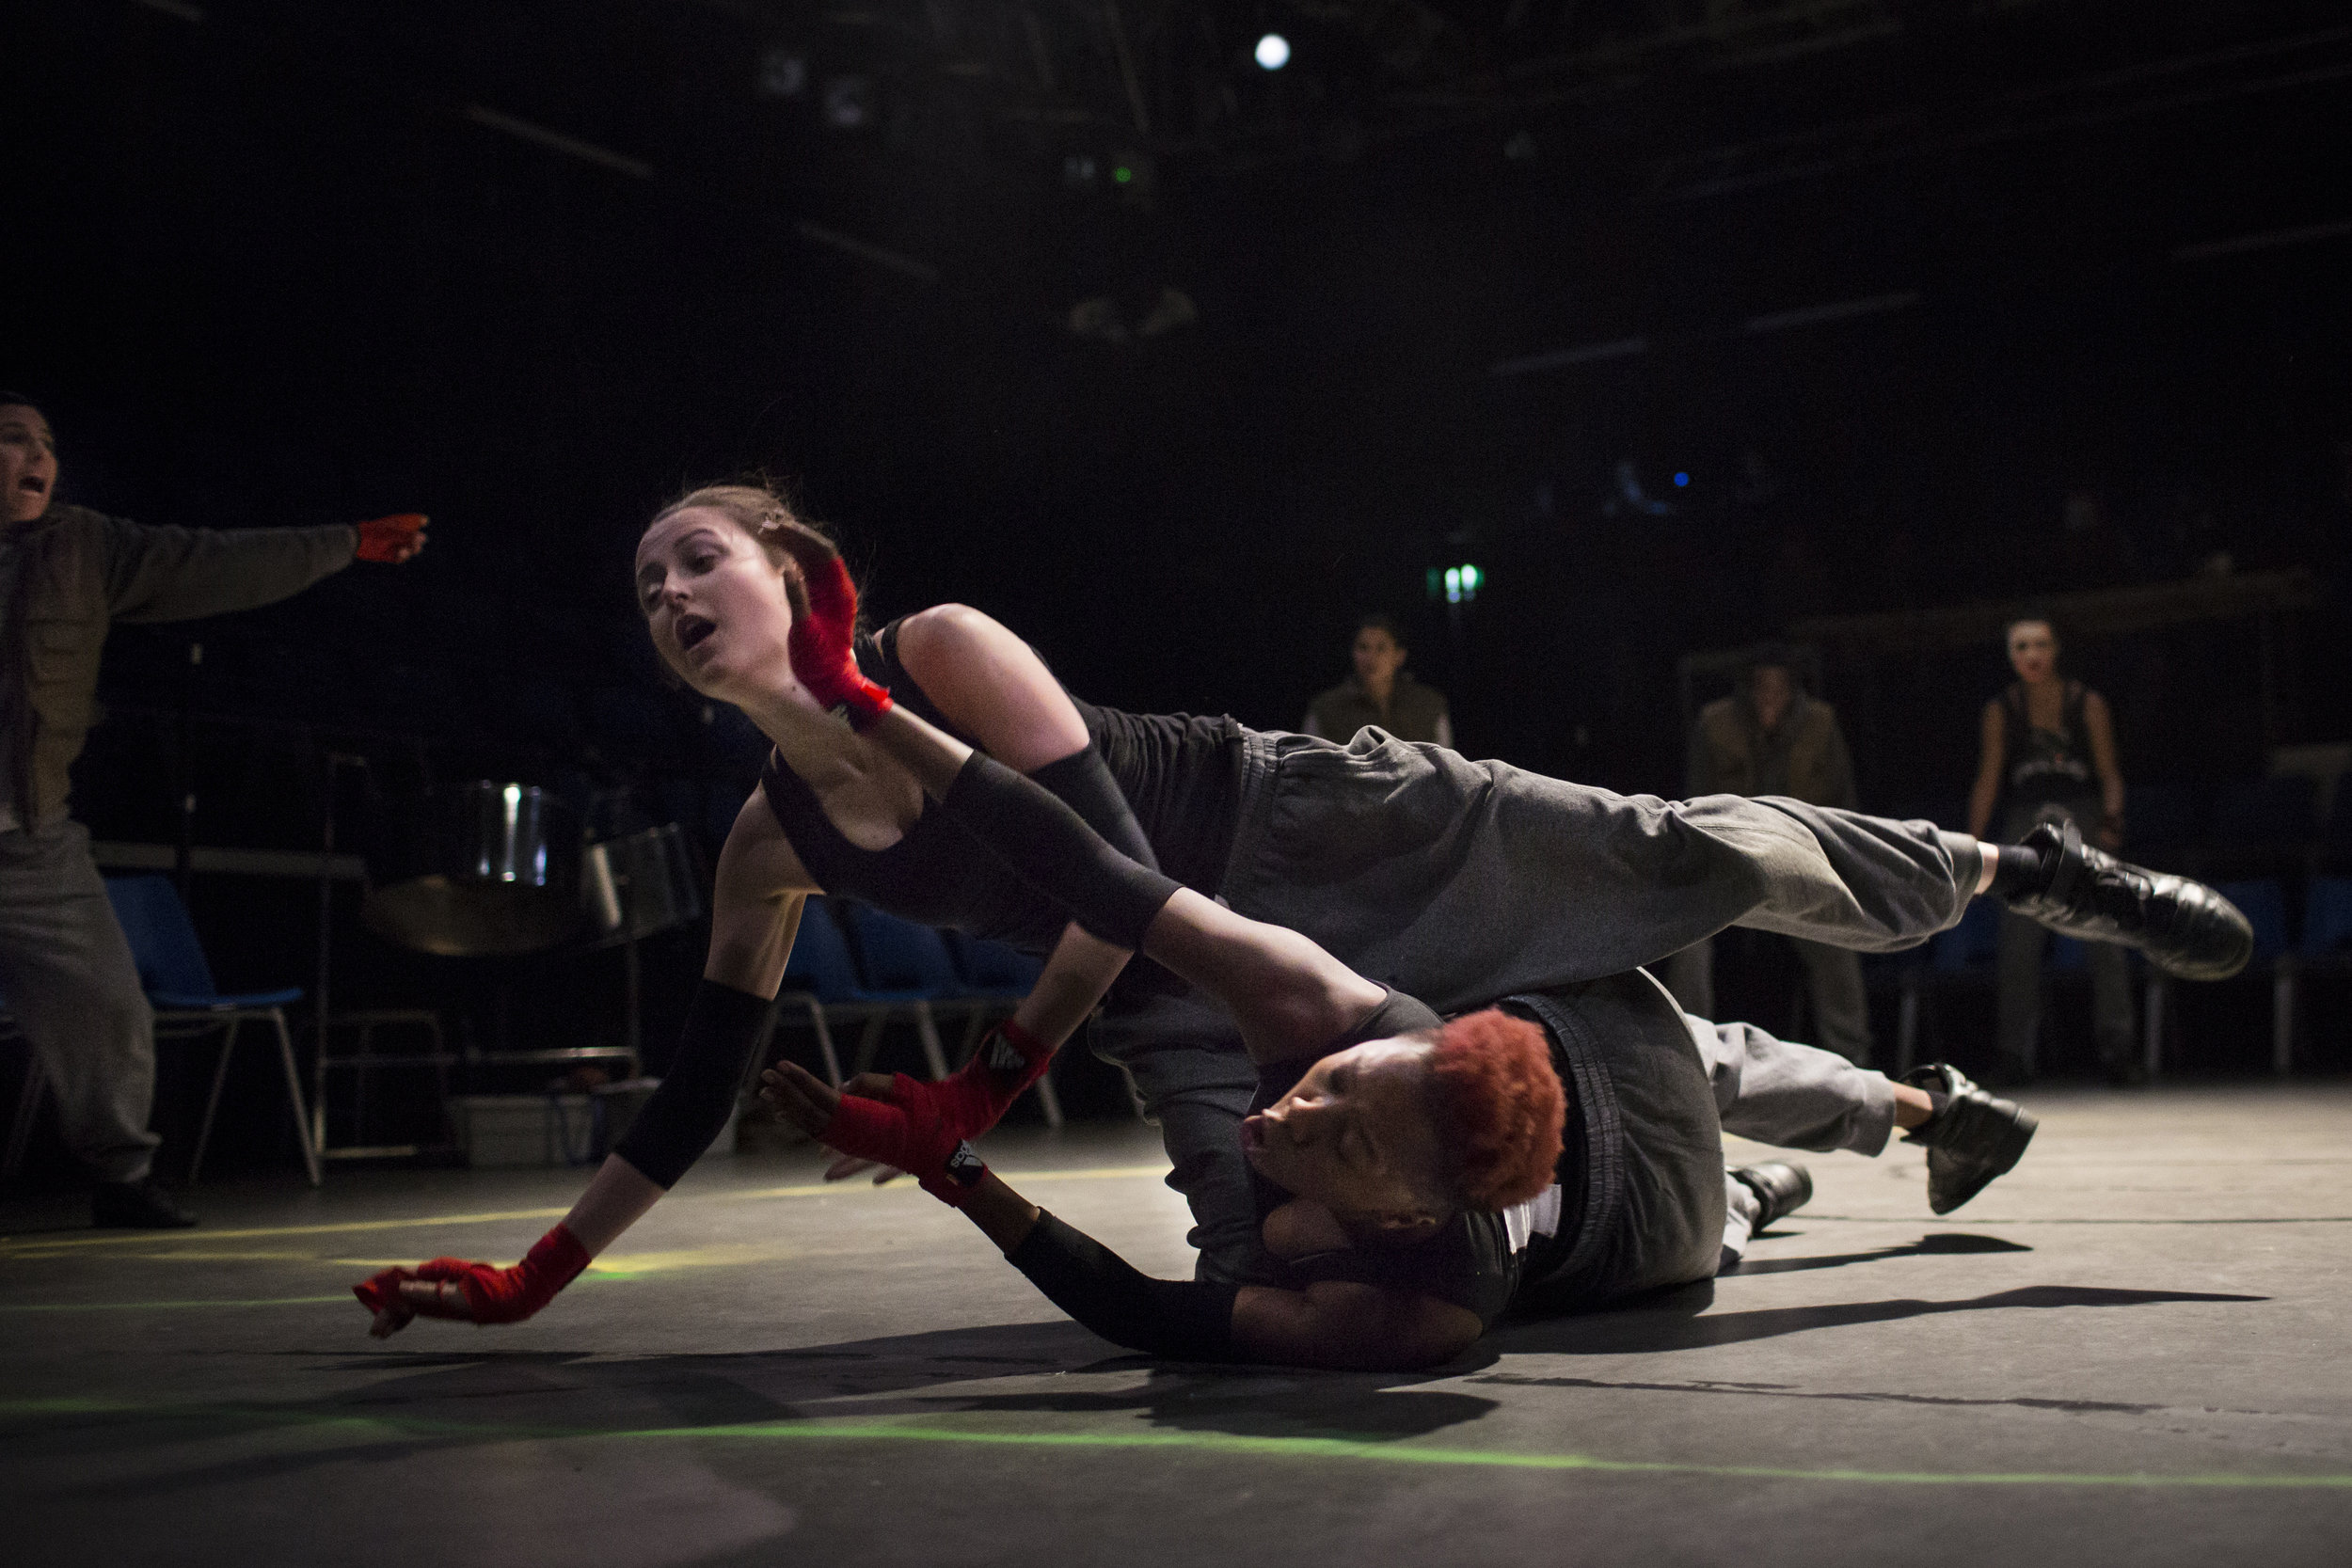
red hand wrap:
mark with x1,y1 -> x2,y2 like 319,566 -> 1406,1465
351,1224 -> 591,1323
354,514 -> 427,563
916,1019 -> 1055,1140
787,554 -> 894,729
821,1076 -> 989,1207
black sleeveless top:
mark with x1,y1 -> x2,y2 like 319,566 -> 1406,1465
755,618 -> 1247,953
1246,990 -> 1587,1329
1999,679 -> 2098,810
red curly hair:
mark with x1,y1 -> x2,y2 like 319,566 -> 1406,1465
1424,1008 -> 1565,1211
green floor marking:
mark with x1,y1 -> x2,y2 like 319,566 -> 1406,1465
8,1399 -> 2345,1490
617,1418 -> 2352,1489
0,1294 -> 353,1312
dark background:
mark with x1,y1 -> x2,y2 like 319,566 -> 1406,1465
6,0 -> 2350,1161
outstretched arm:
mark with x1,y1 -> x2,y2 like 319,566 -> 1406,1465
769,520 -> 1378,1065
762,1065 -> 1481,1370
357,803 -> 813,1336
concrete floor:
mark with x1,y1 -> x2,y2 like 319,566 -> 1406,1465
4,1085 -> 2350,1568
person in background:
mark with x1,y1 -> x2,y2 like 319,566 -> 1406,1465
1302,613 -> 1452,747
1967,614 -> 2135,1085
1665,647 -> 1872,1066
0,392 -> 428,1227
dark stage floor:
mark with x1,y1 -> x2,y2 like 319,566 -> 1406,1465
5,1085 -> 2350,1567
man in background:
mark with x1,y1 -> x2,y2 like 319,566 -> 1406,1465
1302,612 -> 1452,747
0,393 -> 426,1227
1665,647 -> 1872,1066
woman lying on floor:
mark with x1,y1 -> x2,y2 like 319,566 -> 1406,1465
354,490 -> 2247,1339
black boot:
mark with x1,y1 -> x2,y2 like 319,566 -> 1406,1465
1901,1064 -> 2036,1215
1730,1162 -> 1813,1232
92,1177 -> 199,1229
2001,819 -> 2252,981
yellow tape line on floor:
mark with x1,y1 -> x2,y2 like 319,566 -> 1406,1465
0,1164 -> 1169,1254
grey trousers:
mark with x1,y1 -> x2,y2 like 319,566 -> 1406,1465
0,822 -> 159,1182
1663,934 -> 1874,1066
1709,1006 -> 1898,1262
1103,728 -> 1976,1283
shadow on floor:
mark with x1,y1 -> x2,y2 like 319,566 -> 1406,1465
1725,1231 -> 2034,1275
9,1318 -> 1507,1500
1489,1282 -> 2267,1355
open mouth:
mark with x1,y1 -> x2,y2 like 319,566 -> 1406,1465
676,614 -> 717,654
17,476 -> 44,497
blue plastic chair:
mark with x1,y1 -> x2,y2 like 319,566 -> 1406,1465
108,876 -> 316,1184
2303,878 -> 2352,958
835,904 -> 1000,1083
2214,879 -> 2292,966
773,898 -> 960,1087
944,931 -> 1047,995
0,877 -> 320,1186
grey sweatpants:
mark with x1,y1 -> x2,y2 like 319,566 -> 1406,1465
1663,933 -> 1873,1066
1695,1004 -> 1898,1262
0,822 -> 160,1182
1100,727 -> 1976,1283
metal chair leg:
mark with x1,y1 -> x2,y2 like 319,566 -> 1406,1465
1895,978 -> 1919,1078
4,1053 -> 47,1183
2273,959 -> 2296,1076
2142,974 -> 2167,1082
191,1019 -> 242,1184
1031,1057 -> 1064,1131
271,1010 -> 322,1187
800,1000 -> 845,1088
914,1001 -> 950,1082
852,1014 -> 888,1077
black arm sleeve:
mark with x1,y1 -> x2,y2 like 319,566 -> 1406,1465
1028,744 -> 1160,872
942,752 -> 1184,951
611,979 -> 774,1189
1007,1212 -> 1241,1359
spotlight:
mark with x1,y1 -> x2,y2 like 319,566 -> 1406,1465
1673,471 -> 1690,488
1427,564 -> 1484,605
1256,33 -> 1291,70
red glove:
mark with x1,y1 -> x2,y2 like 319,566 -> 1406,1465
785,552 -> 894,729
914,1019 -> 1055,1141
351,1223 -> 590,1324
355,513 -> 428,563
822,1076 -> 990,1206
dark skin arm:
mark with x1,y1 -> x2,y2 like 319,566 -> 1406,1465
758,1064 -> 1482,1370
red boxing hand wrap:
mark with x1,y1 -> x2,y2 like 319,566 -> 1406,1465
787,554 -> 894,729
354,514 -> 427,563
821,1077 -> 990,1207
873,1020 -> 1052,1147
353,1224 -> 592,1324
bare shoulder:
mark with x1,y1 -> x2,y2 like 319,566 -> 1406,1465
896,602 -> 1012,676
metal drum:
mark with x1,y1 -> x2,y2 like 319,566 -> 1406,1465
363,782 -> 587,957
580,823 -> 705,947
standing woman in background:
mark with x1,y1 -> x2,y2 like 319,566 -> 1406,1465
1967,615 -> 2136,1085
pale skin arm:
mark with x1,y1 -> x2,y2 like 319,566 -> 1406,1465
1966,699 -> 2006,843
366,798 -> 815,1334
2082,690 -> 2125,849
883,604 -> 1136,1045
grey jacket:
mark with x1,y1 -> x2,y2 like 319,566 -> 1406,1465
4,502 -> 358,824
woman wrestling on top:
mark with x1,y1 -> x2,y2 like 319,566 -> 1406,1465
355,484 -> 2248,1337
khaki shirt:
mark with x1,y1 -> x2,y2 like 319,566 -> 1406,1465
2,503 -> 357,827
1688,691 -> 1856,810
1302,673 -> 1454,748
